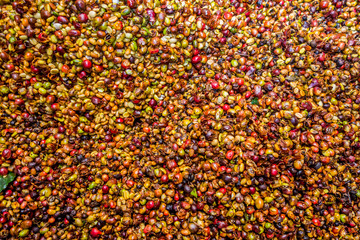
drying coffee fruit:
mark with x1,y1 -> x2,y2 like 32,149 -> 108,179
1,0 -> 360,239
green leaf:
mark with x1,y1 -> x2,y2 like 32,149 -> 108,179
0,173 -> 16,192
190,188 -> 198,198
251,97 -> 259,105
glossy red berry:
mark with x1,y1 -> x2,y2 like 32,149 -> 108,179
82,59 -> 92,69
0,167 -> 8,176
90,228 -> 102,238
225,150 -> 234,160
146,200 -> 155,209
191,55 -> 202,64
